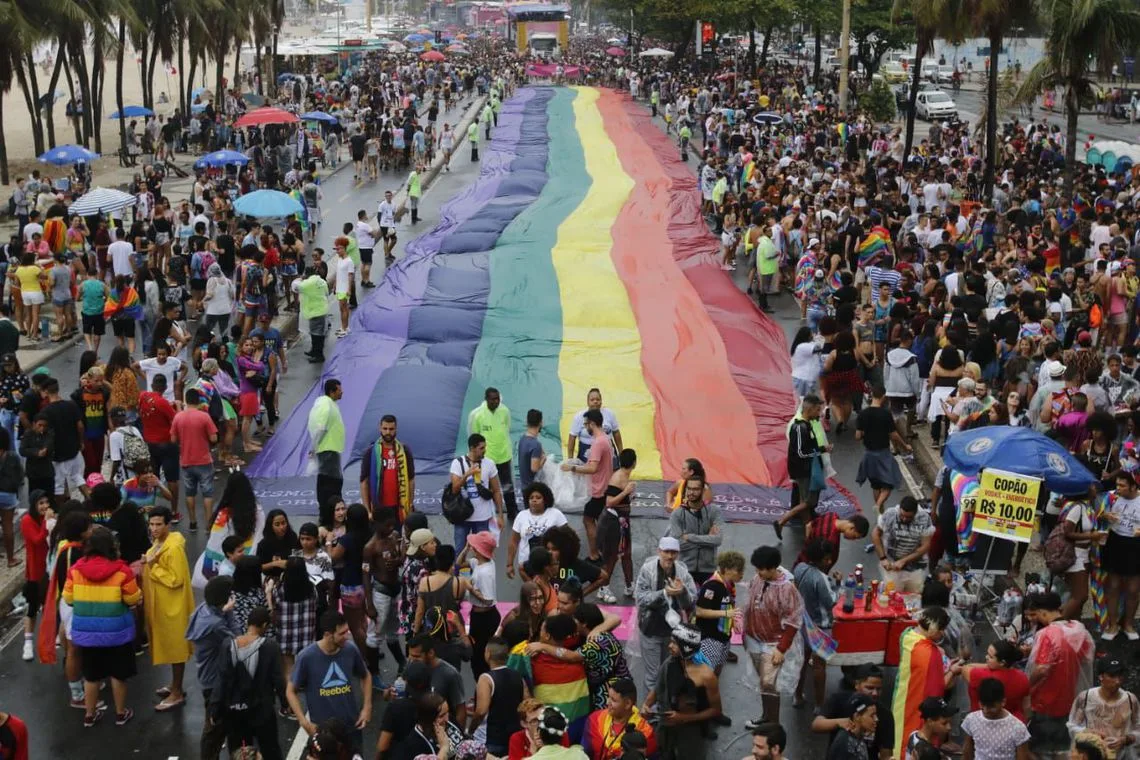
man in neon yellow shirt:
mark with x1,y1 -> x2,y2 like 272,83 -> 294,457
296,264 -> 330,362
307,378 -> 345,510
468,121 -> 479,161
755,219 -> 778,314
407,164 -> 422,225
467,387 -> 517,519
481,102 -> 494,140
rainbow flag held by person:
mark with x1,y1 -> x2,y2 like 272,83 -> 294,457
891,627 -> 948,758
856,229 -> 889,269
506,640 -> 533,689
1044,245 -> 1062,274
837,122 -> 849,144
103,286 -> 143,321
532,652 -> 591,725
950,470 -> 979,554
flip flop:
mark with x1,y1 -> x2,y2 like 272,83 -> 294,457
154,697 -> 185,712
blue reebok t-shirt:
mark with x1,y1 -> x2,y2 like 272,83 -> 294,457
291,640 -> 368,726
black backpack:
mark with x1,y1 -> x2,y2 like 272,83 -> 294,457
440,457 -> 475,525
223,639 -> 263,716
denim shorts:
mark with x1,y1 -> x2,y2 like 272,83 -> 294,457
183,463 -> 215,497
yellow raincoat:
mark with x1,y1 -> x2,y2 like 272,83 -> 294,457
144,530 -> 195,665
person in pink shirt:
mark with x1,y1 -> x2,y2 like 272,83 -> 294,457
169,387 -> 218,530
561,409 -> 613,562
1054,392 -> 1090,453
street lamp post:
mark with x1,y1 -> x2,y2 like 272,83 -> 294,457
837,0 -> 851,114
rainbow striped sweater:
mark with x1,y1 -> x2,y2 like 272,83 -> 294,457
63,555 -> 141,648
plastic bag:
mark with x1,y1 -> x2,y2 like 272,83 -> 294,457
738,635 -> 805,696
536,459 -> 589,512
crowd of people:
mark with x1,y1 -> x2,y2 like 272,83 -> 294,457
2,18 -> 1140,760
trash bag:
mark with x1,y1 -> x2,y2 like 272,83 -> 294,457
536,459 -> 589,512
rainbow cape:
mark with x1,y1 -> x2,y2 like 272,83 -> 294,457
837,122 -> 849,144
950,470 -> 979,554
891,627 -> 947,757
507,640 -> 533,689
532,651 -> 590,725
103,286 -> 143,321
856,229 -> 889,269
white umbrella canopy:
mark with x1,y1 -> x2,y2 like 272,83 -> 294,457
639,47 -> 674,58
69,187 -> 137,215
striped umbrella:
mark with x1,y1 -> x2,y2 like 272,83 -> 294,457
69,187 -> 138,216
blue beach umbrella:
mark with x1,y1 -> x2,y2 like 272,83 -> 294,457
194,149 -> 251,169
233,189 -> 304,218
300,111 -> 339,124
109,105 -> 154,119
942,426 -> 1097,496
38,144 -> 99,165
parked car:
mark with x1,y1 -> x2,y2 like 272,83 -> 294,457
881,63 -> 908,83
915,89 -> 959,120
894,81 -> 937,112
936,65 -> 955,84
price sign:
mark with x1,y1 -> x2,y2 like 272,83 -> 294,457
972,468 -> 1041,543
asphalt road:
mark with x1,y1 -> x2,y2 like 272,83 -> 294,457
0,89 -> 911,759
908,84 -> 1140,150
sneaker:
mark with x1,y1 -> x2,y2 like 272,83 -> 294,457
1102,629 -> 1118,641
171,512 -> 182,525
115,708 -> 134,726
744,717 -> 765,732
1125,629 -> 1140,641
624,584 -> 634,598
71,697 -> 106,710
336,329 -> 347,337
84,708 -> 106,728
597,588 -> 617,604
22,638 -> 33,661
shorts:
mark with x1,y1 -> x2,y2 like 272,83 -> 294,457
596,508 -> 629,559
794,477 -> 822,507
584,495 -> 606,520
1102,531 -> 1140,576
189,278 -> 207,292
238,391 -> 260,417
379,227 -> 396,242
54,453 -> 85,496
743,637 -> 782,694
182,463 -> 215,497
111,318 -> 136,338
147,442 -> 181,482
23,578 -> 45,620
360,248 -> 374,265
365,585 -> 400,646
1028,714 -> 1071,754
80,642 -> 137,683
52,297 -> 73,309
1111,312 -> 1129,326
59,601 -> 73,638
241,297 -> 267,317
82,313 -> 106,336
21,290 -> 44,306
340,584 -> 365,609
337,292 -> 349,301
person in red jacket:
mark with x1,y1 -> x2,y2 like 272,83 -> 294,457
18,489 -> 53,661
0,711 -> 29,760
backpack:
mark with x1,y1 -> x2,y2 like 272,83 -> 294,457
119,427 -> 151,471
440,457 -> 475,525
1043,502 -> 1081,574
6,195 -> 14,217
223,639 -> 263,715
243,263 -> 263,298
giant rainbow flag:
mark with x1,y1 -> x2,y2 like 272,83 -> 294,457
248,87 -> 856,521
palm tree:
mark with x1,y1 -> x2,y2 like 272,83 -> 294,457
969,0 -> 1033,200
892,0 -> 967,165
1013,0 -> 1140,197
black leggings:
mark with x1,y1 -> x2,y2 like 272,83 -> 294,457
468,606 -> 502,679
262,385 -> 278,427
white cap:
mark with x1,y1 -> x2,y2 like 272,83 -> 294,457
808,237 -> 821,249
658,536 -> 681,552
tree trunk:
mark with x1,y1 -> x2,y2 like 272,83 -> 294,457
254,44 -> 263,95
138,37 -> 150,109
178,32 -> 186,115
747,23 -> 756,76
62,54 -> 82,144
904,47 -> 925,165
982,27 -> 1001,202
91,34 -> 106,154
759,25 -> 773,69
1063,84 -> 1079,199
186,53 -> 199,116
0,94 -> 9,186
234,36 -> 243,99
73,45 -> 95,146
117,18 -> 129,160
45,48 -> 67,148
216,41 -> 227,106
14,61 -> 45,156
146,42 -> 160,109
22,53 -> 46,156
813,25 -> 822,86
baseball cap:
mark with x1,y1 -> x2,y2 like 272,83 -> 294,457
919,697 -> 959,719
658,536 -> 681,552
406,528 -> 436,556
1097,657 -> 1126,677
807,237 -> 821,249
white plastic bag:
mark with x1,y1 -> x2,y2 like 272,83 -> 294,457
738,635 -> 805,696
536,459 -> 589,512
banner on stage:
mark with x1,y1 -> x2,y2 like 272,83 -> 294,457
973,468 -> 1041,543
